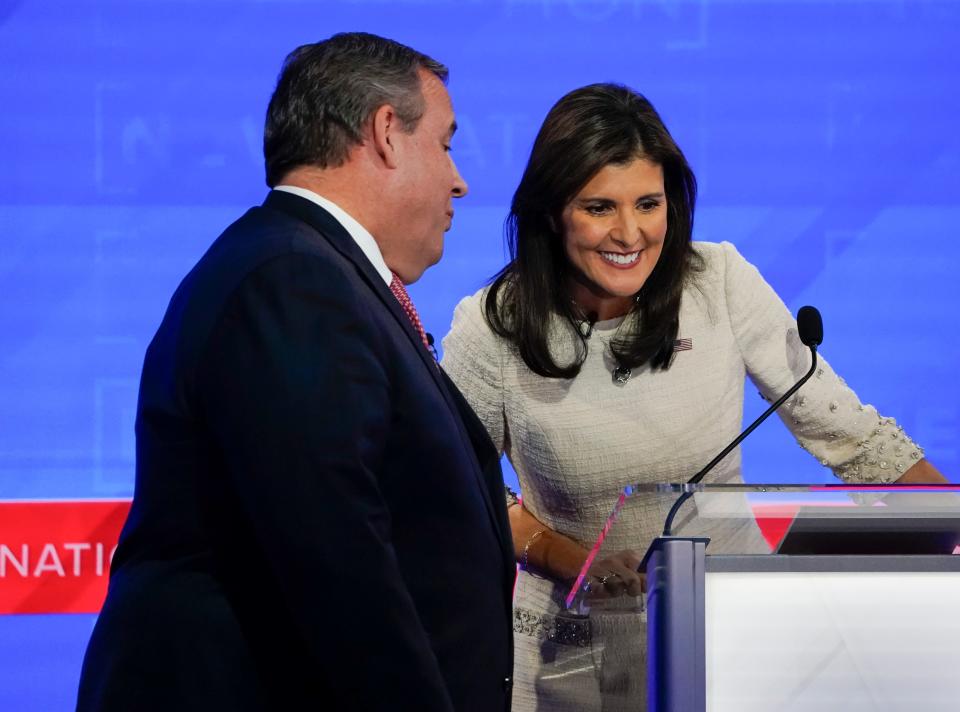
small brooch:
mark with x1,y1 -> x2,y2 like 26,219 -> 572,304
612,338 -> 691,386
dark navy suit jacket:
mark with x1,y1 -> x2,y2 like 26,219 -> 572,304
77,190 -> 515,711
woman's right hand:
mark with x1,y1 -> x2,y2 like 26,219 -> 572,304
585,549 -> 645,599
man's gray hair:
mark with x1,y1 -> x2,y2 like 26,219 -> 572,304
264,32 -> 448,187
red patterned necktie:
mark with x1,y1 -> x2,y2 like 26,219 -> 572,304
389,272 -> 431,352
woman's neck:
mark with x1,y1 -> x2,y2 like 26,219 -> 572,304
567,278 -> 634,322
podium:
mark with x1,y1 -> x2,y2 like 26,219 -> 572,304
565,483 -> 960,711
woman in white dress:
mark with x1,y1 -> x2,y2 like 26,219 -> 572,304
441,83 -> 947,711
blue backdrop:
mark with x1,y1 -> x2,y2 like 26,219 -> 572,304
2,1 -> 958,708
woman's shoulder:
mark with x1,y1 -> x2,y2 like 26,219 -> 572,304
442,285 -> 507,388
690,240 -> 743,267
450,285 -> 490,329
688,240 -> 755,288
444,284 -> 500,353
683,241 -> 761,323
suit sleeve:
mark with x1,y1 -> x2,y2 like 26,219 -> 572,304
197,253 -> 455,711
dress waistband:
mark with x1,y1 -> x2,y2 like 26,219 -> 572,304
513,606 -> 591,648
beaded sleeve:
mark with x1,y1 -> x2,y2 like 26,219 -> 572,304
718,241 -> 924,483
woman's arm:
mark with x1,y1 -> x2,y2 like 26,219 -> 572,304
895,459 -> 949,484
718,242 -> 938,484
509,502 -> 644,597
508,501 -> 586,581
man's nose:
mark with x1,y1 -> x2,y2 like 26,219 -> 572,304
451,161 -> 468,198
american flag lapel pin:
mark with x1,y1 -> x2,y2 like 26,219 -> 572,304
673,338 -> 693,352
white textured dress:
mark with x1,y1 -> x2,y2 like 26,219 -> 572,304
441,241 -> 923,712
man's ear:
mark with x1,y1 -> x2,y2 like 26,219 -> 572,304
370,104 -> 400,170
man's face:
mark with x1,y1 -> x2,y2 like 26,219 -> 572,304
388,70 -> 468,284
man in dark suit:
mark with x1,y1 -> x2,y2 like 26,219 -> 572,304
77,32 -> 514,711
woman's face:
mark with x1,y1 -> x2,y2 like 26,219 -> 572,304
560,157 -> 668,321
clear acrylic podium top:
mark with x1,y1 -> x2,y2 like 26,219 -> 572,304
565,482 -> 960,609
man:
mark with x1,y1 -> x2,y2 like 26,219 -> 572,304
77,33 -> 514,711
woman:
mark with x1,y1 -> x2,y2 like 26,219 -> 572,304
441,84 -> 946,711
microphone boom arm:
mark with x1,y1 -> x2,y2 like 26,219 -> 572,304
661,345 -> 819,536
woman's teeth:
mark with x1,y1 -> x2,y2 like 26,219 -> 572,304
600,251 -> 639,265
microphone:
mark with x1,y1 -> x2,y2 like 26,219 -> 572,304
661,306 -> 823,536
797,305 -> 823,347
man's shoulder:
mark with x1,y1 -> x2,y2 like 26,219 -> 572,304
212,202 -> 341,268
187,201 -> 360,303
147,202 -> 369,373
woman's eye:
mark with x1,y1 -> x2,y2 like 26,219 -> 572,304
638,200 -> 660,212
585,204 -> 610,215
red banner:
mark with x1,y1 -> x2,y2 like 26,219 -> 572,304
0,498 -> 798,614
15,499 -> 953,615
0,500 -> 131,614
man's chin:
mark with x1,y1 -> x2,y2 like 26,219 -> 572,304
394,237 -> 444,285
423,241 -> 445,271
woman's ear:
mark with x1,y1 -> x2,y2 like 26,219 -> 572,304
370,104 -> 400,170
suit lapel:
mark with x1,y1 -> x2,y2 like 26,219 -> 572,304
263,191 -> 442,383
262,191 -> 509,548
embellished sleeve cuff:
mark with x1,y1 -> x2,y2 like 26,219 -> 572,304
832,416 -> 925,483
768,357 -> 925,485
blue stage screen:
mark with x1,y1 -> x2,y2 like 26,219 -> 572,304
1,1 -> 958,709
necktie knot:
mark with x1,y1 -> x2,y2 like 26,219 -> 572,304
389,272 -> 432,353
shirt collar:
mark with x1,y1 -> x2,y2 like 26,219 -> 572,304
274,185 -> 392,286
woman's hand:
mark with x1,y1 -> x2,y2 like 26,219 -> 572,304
508,502 -> 646,599
586,550 -> 645,599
